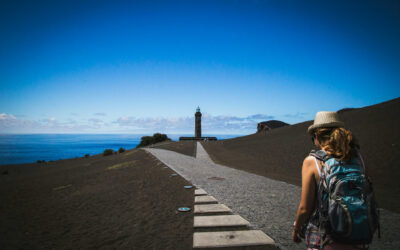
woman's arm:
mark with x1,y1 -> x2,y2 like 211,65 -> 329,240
292,156 -> 317,242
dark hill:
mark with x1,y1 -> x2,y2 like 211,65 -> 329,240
337,107 -> 357,114
257,120 -> 289,133
202,97 -> 400,213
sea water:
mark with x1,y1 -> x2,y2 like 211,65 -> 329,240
0,134 -> 241,165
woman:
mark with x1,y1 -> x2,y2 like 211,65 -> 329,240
292,111 -> 368,250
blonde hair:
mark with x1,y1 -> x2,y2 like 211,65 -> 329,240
314,127 -> 359,161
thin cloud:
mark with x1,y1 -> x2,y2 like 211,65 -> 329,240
246,114 -> 275,120
0,113 -> 40,130
284,112 -> 308,118
39,117 -> 57,124
89,118 -> 103,123
0,114 -> 105,133
115,116 -> 193,130
0,113 -> 16,120
94,112 -> 107,116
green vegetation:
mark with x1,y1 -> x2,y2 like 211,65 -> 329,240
107,160 -> 136,170
103,149 -> 114,156
136,133 -> 171,148
124,150 -> 137,156
53,184 -> 72,191
118,147 -> 125,153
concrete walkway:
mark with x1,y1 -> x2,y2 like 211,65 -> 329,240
145,142 -> 400,250
195,141 -> 214,162
192,187 -> 275,248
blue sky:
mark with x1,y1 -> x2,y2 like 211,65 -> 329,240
1,0 -> 399,134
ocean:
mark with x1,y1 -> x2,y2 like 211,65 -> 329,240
0,134 -> 242,165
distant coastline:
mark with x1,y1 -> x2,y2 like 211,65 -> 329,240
0,134 -> 241,165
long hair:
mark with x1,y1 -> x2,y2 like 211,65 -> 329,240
314,127 -> 359,161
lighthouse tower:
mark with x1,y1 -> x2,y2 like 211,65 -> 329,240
178,107 -> 216,141
195,106 -> 202,138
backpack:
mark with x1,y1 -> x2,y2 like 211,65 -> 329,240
309,150 -> 380,247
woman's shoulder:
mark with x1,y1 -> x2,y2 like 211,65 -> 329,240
302,155 -> 317,172
303,155 -> 316,164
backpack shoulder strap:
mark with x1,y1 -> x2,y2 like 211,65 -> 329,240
356,150 -> 367,174
309,150 -> 334,184
309,150 -> 332,162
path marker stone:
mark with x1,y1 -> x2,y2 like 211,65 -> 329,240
194,204 -> 231,214
194,195 -> 218,204
194,189 -> 207,196
194,215 -> 250,228
193,230 -> 275,248
178,207 -> 191,212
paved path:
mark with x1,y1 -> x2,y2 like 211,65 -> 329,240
193,189 -> 275,248
195,141 -> 214,162
146,142 -> 400,249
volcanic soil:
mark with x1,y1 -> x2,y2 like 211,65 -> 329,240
0,149 -> 194,249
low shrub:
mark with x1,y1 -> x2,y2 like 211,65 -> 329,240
103,149 -> 114,156
85,154 -> 90,158
118,147 -> 125,153
136,133 -> 171,148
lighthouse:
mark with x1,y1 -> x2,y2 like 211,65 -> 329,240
178,107 -> 217,141
195,106 -> 202,138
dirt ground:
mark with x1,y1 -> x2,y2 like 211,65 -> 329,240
0,149 -> 194,249
153,140 -> 197,157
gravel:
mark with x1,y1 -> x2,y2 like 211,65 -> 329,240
145,142 -> 400,250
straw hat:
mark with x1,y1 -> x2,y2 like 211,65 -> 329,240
308,111 -> 345,134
